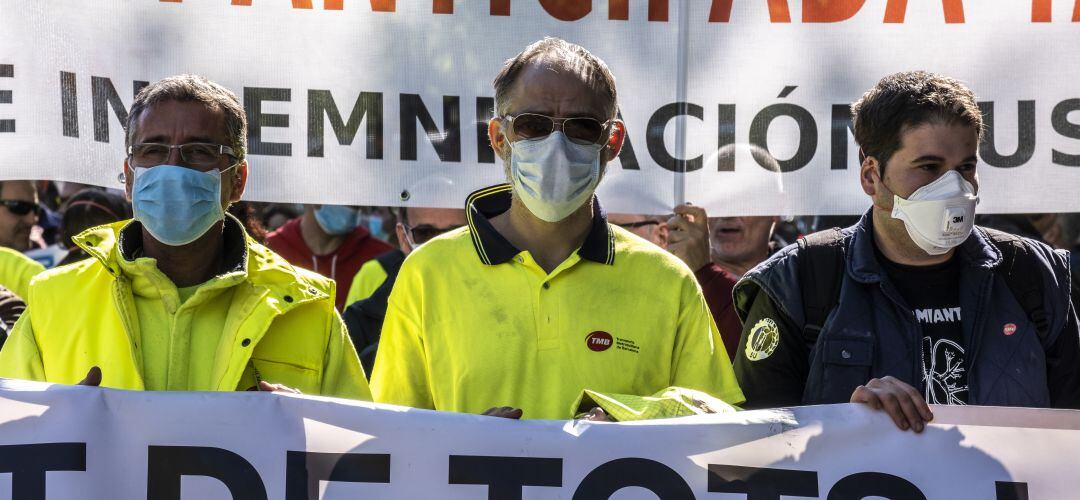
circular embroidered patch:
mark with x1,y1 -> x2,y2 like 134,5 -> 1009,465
745,318 -> 780,361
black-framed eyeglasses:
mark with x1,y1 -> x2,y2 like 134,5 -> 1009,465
127,142 -> 239,170
0,200 -> 40,217
503,113 -> 614,145
403,223 -> 460,245
616,220 -> 659,230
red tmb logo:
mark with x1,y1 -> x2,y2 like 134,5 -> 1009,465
1003,323 -> 1018,336
586,331 -> 613,352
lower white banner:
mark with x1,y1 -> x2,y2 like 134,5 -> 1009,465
0,379 -> 1076,499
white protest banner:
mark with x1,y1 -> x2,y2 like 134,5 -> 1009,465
0,379 -> 1078,499
1,1 -> 1079,215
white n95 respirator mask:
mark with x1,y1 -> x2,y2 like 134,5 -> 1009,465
890,170 -> 979,255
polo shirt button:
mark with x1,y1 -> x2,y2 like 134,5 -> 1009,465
841,349 -> 851,360
515,256 -> 524,263
542,282 -> 550,289
241,338 -> 251,347
283,295 -> 294,303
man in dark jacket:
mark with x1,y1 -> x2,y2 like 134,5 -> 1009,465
733,71 -> 1080,432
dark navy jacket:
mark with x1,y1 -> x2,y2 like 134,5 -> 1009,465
733,210 -> 1079,408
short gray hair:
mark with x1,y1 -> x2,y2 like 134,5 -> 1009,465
125,74 -> 247,161
493,37 -> 618,119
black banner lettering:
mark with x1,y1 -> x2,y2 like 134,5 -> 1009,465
708,464 -> 819,499
979,100 -> 1036,168
245,87 -> 292,156
573,458 -> 694,500
147,445 -> 268,500
306,89 -> 383,159
476,96 -> 495,164
647,102 -> 704,172
831,103 -> 854,170
827,472 -> 926,500
995,481 -> 1029,500
616,108 -> 641,170
1052,98 -> 1080,167
718,103 -> 737,171
92,77 -> 147,143
448,455 -> 562,500
60,71 -> 78,138
0,64 -> 13,133
749,102 -> 817,172
0,443 -> 86,500
285,451 -> 390,500
400,94 -> 461,162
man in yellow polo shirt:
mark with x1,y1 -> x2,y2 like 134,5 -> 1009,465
371,38 -> 743,419
0,75 -> 369,399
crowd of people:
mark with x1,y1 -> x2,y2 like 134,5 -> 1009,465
0,38 -> 1078,431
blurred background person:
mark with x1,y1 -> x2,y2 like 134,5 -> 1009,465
343,205 -> 466,374
56,188 -> 132,266
708,215 -> 784,278
228,201 -> 268,244
608,213 -> 668,248
259,203 -> 302,233
0,180 -> 45,298
0,180 -> 39,253
266,204 -> 392,310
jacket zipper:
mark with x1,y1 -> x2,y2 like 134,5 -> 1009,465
113,277 -> 144,381
879,279 -> 926,395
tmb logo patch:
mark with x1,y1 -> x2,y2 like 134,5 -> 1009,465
586,331 -> 613,352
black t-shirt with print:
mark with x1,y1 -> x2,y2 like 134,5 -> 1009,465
879,252 -> 968,405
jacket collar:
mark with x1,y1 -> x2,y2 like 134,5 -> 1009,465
465,184 -> 615,266
74,214 -> 331,306
847,208 -> 1002,284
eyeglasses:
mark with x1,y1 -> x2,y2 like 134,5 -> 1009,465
0,200 -> 40,217
503,113 -> 613,145
616,220 -> 659,230
403,223 -> 460,246
127,143 -> 238,170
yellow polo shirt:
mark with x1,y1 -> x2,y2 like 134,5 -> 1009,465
371,184 -> 743,419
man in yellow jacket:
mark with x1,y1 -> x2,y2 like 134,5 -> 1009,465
0,75 -> 370,399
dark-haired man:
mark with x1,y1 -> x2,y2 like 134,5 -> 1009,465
734,71 -> 1080,431
371,38 -> 743,419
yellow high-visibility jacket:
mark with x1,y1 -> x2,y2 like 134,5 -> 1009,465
0,246 -> 44,300
0,216 -> 371,399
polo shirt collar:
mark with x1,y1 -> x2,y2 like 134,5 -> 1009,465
465,184 -> 614,266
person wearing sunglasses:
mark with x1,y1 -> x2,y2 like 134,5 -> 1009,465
0,180 -> 46,300
607,213 -> 669,249
342,206 -> 466,375
0,180 -> 41,253
0,75 -> 370,401
371,38 -> 744,420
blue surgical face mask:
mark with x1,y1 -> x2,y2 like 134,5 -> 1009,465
365,213 -> 386,240
314,205 -> 361,236
132,165 -> 230,247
